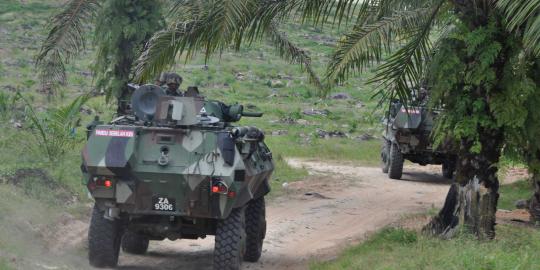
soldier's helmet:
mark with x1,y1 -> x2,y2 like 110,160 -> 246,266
164,73 -> 183,85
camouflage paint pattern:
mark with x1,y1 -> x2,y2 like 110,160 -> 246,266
82,97 -> 274,220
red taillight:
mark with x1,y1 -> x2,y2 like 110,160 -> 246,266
104,179 -> 112,188
211,181 -> 229,194
88,177 -> 115,190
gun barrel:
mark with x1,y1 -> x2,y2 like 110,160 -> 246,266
242,111 -> 263,117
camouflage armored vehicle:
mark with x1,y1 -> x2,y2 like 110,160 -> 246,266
82,85 -> 274,270
381,99 -> 456,180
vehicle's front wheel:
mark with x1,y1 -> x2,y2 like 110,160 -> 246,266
244,197 -> 266,262
442,160 -> 455,179
122,231 -> 149,255
88,205 -> 122,268
214,207 -> 246,270
381,139 -> 391,173
388,143 -> 404,180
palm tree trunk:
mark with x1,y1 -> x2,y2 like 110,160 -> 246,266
424,128 -> 503,239
115,35 -> 135,115
528,159 -> 540,226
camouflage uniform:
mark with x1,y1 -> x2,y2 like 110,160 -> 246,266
160,72 -> 183,96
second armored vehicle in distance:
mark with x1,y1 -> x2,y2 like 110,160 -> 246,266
381,99 -> 456,180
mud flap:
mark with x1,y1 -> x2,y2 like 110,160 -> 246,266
218,133 -> 236,166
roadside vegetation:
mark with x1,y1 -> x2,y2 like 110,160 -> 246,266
499,180 -> 534,211
312,177 -> 536,269
311,225 -> 540,270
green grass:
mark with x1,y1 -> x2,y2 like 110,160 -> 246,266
0,259 -> 14,270
499,180 -> 533,210
311,226 -> 540,270
268,137 -> 381,165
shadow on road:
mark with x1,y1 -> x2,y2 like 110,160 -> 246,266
116,248 -> 301,270
399,171 -> 453,185
117,249 -> 213,270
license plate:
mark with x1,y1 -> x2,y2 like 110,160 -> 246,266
152,196 -> 176,211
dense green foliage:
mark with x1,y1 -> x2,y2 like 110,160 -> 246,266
311,225 -> 540,270
94,0 -> 164,106
37,0 -> 164,111
18,93 -> 90,162
429,20 -> 537,153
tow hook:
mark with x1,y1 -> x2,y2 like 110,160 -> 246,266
104,207 -> 120,220
158,147 -> 170,166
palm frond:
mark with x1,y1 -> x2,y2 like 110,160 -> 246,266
18,92 -> 91,161
135,0 -> 259,82
139,0 -> 435,91
245,0 -> 358,40
266,22 -> 326,94
497,0 -> 540,56
134,21 -> 197,83
36,0 -> 100,92
326,6 -> 435,84
369,0 -> 446,104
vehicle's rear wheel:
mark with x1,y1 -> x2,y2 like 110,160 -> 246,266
214,207 -> 246,270
244,197 -> 266,262
88,205 -> 122,268
442,160 -> 455,179
121,231 -> 149,255
381,139 -> 391,173
388,143 -> 404,180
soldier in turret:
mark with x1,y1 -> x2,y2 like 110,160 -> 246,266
161,72 -> 183,96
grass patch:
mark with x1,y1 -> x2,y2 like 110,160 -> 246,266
311,225 -> 540,270
499,180 -> 533,210
267,137 -> 381,165
0,259 -> 14,270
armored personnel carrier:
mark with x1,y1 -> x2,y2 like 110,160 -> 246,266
381,100 -> 456,180
82,85 -> 274,270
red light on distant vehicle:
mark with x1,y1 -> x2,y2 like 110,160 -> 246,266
104,179 -> 113,188
212,186 -> 220,193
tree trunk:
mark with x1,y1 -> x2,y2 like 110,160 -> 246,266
528,172 -> 540,226
115,35 -> 135,115
424,128 -> 503,239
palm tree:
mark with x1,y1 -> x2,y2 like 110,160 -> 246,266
136,0 -> 539,238
36,0 -> 164,114
134,0 -> 343,94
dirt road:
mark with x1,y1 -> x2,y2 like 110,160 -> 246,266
115,159 -> 451,270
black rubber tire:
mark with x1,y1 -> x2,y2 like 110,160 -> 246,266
381,139 -> 391,173
442,160 -> 455,179
388,143 -> 404,180
121,231 -> 150,255
244,197 -> 266,262
214,207 -> 246,270
88,205 -> 122,268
